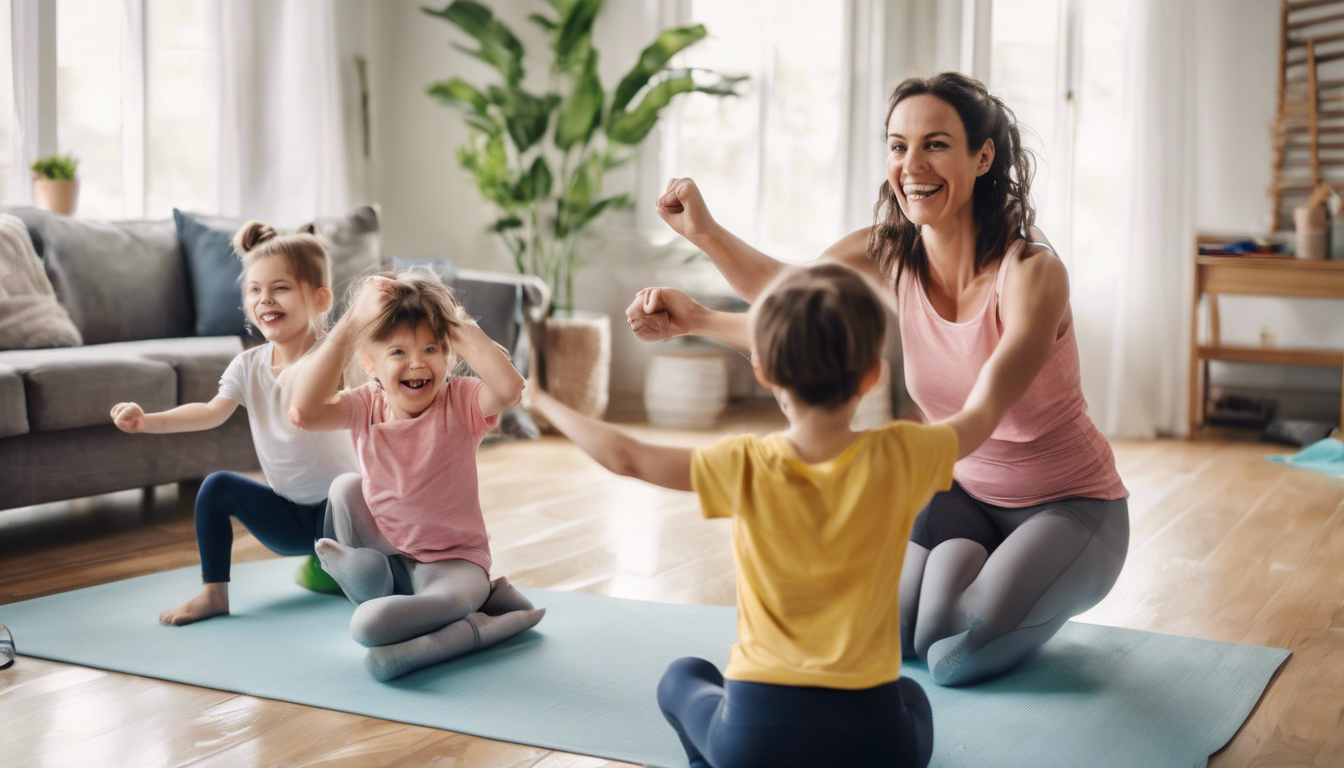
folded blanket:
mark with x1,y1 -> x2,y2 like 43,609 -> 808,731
0,213 -> 82,350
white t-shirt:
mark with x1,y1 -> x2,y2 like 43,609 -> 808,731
218,343 -> 360,505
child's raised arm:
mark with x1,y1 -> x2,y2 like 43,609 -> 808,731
290,277 -> 394,431
111,396 -> 239,434
528,388 -> 693,492
454,321 -> 525,418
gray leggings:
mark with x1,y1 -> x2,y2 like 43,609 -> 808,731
899,482 -> 1129,686
325,473 -> 490,648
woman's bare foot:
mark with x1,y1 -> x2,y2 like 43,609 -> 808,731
159,583 -> 229,626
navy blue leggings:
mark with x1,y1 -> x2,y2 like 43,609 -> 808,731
196,471 -> 327,583
657,657 -> 934,768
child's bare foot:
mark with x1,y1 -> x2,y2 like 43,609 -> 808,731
481,576 -> 535,615
159,584 -> 229,626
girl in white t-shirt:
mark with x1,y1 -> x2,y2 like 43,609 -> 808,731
111,221 -> 360,625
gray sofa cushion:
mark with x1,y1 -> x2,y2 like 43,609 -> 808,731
97,336 -> 244,404
0,344 -> 181,430
0,364 -> 27,437
6,355 -> 176,431
3,207 -> 194,344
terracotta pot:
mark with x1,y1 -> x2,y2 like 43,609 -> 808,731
33,176 -> 79,216
543,310 -> 611,418
644,343 -> 729,429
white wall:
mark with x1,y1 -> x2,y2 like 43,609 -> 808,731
1195,0 -> 1343,419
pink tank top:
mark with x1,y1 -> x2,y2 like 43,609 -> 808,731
897,240 -> 1128,507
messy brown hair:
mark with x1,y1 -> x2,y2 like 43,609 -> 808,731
868,72 -> 1037,291
355,269 -> 468,354
753,263 -> 885,409
233,220 -> 333,332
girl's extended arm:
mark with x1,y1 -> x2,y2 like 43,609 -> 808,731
290,277 -> 395,431
111,396 -> 238,434
529,388 -> 693,491
455,322 -> 525,418
937,244 -> 1070,460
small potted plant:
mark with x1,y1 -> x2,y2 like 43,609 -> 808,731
31,154 -> 80,216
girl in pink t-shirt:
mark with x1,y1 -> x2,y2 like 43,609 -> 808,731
290,271 -> 544,681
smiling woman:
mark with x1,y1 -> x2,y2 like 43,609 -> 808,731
625,71 -> 1130,688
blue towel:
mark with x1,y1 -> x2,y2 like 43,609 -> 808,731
1267,437 -> 1344,477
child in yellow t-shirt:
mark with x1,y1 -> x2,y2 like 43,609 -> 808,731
528,263 -> 998,768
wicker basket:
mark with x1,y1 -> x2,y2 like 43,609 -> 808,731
543,311 -> 611,418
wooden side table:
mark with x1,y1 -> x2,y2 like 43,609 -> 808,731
1188,253 -> 1344,438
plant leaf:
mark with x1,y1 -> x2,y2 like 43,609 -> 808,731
544,0 -> 578,14
427,77 -> 489,116
490,215 -> 523,232
581,194 -> 629,228
488,87 -> 559,154
424,2 -> 524,86
609,25 -> 706,115
555,0 -> 603,72
608,69 -> 742,145
528,13 -> 558,32
555,51 -> 604,151
456,134 -> 519,210
516,156 -> 554,203
526,156 -> 554,200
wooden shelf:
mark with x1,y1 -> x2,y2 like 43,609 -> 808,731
1197,345 -> 1344,367
1190,249 -> 1344,438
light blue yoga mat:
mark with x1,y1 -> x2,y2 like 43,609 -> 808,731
1,557 -> 1288,768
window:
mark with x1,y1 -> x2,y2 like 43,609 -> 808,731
661,0 -> 850,263
0,0 -> 15,205
987,0 -> 1127,287
11,0 -> 217,218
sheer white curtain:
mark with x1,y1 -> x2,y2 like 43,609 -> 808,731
216,0 -> 350,222
991,0 -> 1193,439
1076,0 -> 1194,439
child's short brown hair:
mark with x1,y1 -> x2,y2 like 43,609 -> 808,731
356,269 -> 467,351
752,263 -> 886,409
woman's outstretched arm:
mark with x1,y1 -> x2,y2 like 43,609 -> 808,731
657,178 -> 787,303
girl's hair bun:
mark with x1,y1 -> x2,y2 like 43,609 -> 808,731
232,220 -> 278,256
297,222 -> 317,236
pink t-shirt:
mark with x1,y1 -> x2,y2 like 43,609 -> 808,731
342,377 -> 499,569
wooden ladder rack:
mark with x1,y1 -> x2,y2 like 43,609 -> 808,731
1271,0 -> 1344,227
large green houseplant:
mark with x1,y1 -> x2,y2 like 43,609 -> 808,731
423,0 -> 743,314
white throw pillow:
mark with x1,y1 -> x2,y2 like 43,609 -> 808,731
0,213 -> 83,350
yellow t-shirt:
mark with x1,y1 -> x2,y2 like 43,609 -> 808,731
690,421 -> 958,690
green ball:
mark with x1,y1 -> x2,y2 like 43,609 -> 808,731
294,554 -> 344,595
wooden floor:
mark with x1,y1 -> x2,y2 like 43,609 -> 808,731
2,408 -> 1343,767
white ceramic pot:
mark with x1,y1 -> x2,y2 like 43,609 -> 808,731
644,344 -> 730,429
543,310 -> 611,418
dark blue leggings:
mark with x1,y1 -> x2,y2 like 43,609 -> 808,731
657,657 -> 934,768
196,471 -> 327,583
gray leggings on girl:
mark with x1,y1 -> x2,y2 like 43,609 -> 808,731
899,482 -> 1129,686
320,473 -> 543,681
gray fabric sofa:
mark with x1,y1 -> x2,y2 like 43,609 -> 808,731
0,206 -> 548,512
